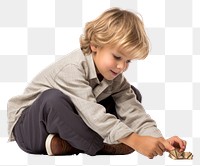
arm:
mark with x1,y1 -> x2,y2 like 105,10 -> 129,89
112,75 -> 162,138
119,133 -> 167,159
53,64 -> 133,144
112,76 -> 186,158
119,133 -> 186,159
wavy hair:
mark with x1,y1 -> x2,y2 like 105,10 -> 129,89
80,8 -> 150,59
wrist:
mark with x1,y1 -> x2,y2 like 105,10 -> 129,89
119,133 -> 140,148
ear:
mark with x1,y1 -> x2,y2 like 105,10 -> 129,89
90,44 -> 97,52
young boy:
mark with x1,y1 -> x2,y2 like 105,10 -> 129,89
7,8 -> 186,159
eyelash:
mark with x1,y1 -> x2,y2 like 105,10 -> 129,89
113,55 -> 121,60
126,60 -> 132,64
113,55 -> 131,64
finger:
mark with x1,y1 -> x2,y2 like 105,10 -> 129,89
163,140 -> 174,151
183,140 -> 187,147
158,142 -> 166,152
179,140 -> 187,152
148,154 -> 154,159
156,149 -> 163,156
172,136 -> 186,150
153,152 -> 158,156
157,143 -> 165,155
153,143 -> 164,156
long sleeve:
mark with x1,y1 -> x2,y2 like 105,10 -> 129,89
112,76 -> 163,138
53,64 -> 134,144
7,49 -> 162,143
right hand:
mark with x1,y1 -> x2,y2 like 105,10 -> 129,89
119,133 -> 174,159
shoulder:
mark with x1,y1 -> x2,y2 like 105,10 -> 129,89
54,49 -> 88,70
53,49 -> 91,77
113,74 -> 127,85
112,74 -> 130,91
58,49 -> 86,64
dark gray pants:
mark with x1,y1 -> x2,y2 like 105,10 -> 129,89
13,86 -> 142,156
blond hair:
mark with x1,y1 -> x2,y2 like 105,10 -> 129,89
80,8 -> 150,59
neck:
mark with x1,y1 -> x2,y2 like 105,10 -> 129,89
97,73 -> 104,82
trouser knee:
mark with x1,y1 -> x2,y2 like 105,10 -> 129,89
40,89 -> 71,105
40,88 -> 77,114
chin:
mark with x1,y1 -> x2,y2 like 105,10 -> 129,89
103,74 -> 117,80
105,77 -> 115,80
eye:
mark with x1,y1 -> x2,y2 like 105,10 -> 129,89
113,54 -> 121,60
126,60 -> 132,64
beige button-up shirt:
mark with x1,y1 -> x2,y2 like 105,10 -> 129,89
7,49 -> 162,143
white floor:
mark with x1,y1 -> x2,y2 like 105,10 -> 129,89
0,137 -> 194,166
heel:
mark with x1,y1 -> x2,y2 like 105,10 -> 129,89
45,134 -> 55,155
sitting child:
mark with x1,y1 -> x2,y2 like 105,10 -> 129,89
7,8 -> 186,159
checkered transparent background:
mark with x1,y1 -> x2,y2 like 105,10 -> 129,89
0,0 -> 200,165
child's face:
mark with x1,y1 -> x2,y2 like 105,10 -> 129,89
91,46 -> 132,80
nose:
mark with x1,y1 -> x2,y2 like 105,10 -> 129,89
117,61 -> 127,71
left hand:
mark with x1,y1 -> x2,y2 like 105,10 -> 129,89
166,136 -> 187,152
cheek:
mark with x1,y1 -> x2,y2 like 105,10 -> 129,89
107,57 -> 117,66
105,60 -> 116,68
101,57 -> 115,67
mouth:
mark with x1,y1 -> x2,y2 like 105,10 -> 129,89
110,70 -> 119,76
